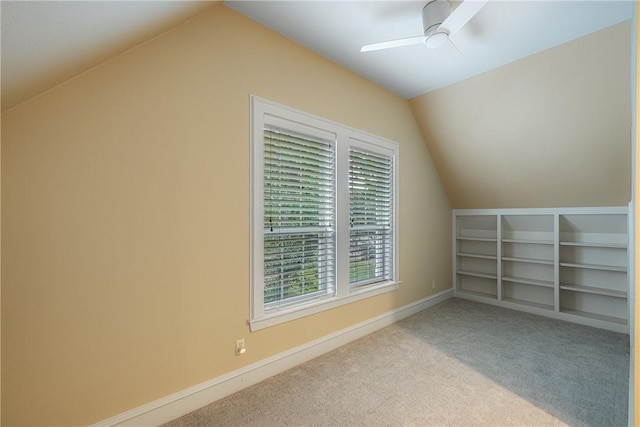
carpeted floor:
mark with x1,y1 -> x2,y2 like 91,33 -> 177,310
163,298 -> 630,426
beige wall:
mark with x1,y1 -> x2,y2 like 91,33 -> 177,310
635,6 -> 639,426
0,4 -> 451,426
410,22 -> 632,209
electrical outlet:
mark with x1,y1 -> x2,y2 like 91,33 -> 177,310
432,280 -> 436,289
235,339 -> 246,356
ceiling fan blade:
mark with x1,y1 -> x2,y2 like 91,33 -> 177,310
440,0 -> 488,36
361,35 -> 425,52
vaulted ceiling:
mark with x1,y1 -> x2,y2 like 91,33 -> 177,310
1,1 -> 633,112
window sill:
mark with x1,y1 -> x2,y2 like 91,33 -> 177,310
248,280 -> 401,332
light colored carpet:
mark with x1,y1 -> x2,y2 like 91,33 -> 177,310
163,298 -> 629,426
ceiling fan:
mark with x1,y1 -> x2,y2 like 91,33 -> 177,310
361,0 -> 488,55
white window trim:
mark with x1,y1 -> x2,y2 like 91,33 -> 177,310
250,95 -> 400,331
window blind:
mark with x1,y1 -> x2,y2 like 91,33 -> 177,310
263,126 -> 336,308
349,147 -> 394,286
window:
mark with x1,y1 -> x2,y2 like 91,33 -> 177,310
349,147 -> 394,287
263,126 -> 336,308
251,96 -> 399,330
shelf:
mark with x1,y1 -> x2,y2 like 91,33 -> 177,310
502,256 -> 554,266
560,284 -> 627,299
560,241 -> 627,249
456,289 -> 497,300
503,297 -> 553,311
456,252 -> 497,260
560,262 -> 626,273
502,276 -> 554,288
456,270 -> 497,280
560,309 -> 627,326
502,238 -> 553,245
456,236 -> 497,242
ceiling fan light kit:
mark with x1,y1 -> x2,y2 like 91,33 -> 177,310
425,31 -> 449,49
423,0 -> 451,49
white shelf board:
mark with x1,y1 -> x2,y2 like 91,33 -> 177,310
456,270 -> 497,280
560,309 -> 627,325
502,256 -> 554,266
502,276 -> 554,288
502,238 -> 553,245
560,241 -> 627,249
456,236 -> 497,242
559,262 -> 627,273
559,284 -> 627,299
456,252 -> 497,260
503,297 -> 553,311
455,289 -> 497,300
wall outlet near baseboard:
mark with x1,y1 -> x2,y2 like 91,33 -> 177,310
432,280 -> 436,289
236,339 -> 246,356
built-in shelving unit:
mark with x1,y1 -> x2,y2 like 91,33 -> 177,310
455,215 -> 497,299
558,213 -> 628,327
501,214 -> 555,312
452,207 -> 629,333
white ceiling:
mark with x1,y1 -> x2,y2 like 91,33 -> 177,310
225,0 -> 633,99
0,1 -> 634,112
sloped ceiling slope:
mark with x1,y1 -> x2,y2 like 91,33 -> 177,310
410,21 -> 631,209
1,1 -> 217,111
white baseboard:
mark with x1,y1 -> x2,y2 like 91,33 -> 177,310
93,288 -> 453,427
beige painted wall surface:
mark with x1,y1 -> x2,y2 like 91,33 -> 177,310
411,22 -> 632,209
635,6 -> 639,426
1,4 -> 451,426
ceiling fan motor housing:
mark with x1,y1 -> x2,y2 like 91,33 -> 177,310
422,0 -> 451,48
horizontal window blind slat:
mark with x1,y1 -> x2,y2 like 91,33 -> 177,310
265,212 -> 334,218
265,173 -> 334,182
266,224 -> 334,230
350,210 -> 392,216
349,159 -> 392,173
265,147 -> 334,164
265,219 -> 334,225
265,215 -> 334,220
349,165 -> 392,177
265,186 -> 334,196
265,208 -> 334,213
264,235 -> 334,245
264,146 -> 333,163
265,127 -> 334,148
265,161 -> 334,177
265,191 -> 334,200
265,145 -> 335,165
265,227 -> 333,234
349,180 -> 392,192
349,149 -> 392,160
350,219 -> 391,224
265,134 -> 335,151
350,204 -> 392,210
264,197 -> 335,206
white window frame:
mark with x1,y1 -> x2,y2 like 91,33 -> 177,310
250,95 -> 400,331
